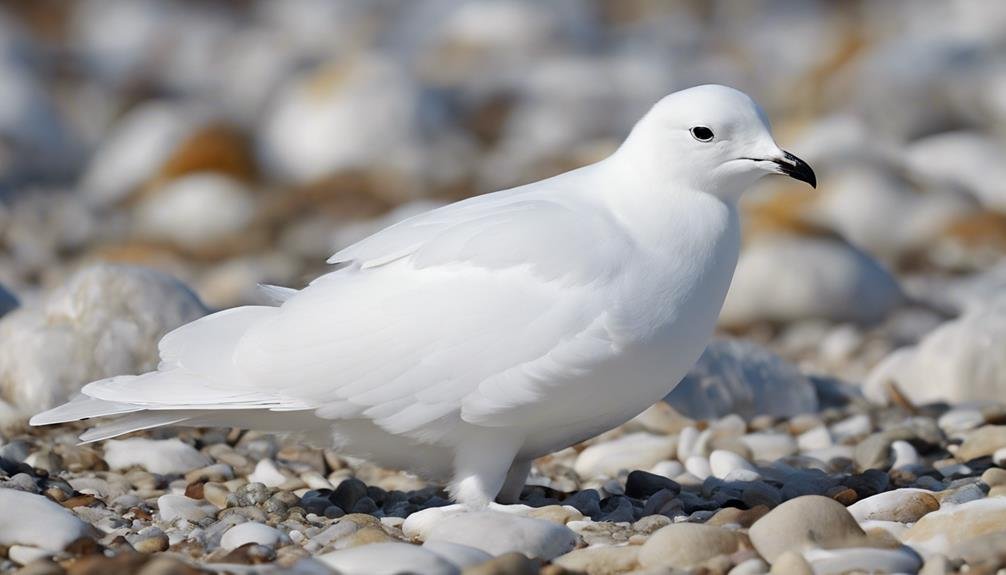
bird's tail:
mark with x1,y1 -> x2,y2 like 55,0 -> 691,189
30,305 -> 321,443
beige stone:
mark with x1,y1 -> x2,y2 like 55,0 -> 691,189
638,523 -> 739,568
903,498 -> 1006,556
981,467 -> 1006,487
552,546 -> 640,575
748,495 -> 865,563
847,488 -> 939,523
769,551 -> 813,575
958,425 -> 1006,460
527,505 -> 584,525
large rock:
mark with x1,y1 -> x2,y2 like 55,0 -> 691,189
667,339 -> 818,420
719,234 -> 903,327
748,495 -> 866,563
864,296 -> 1006,405
0,490 -> 96,552
424,511 -> 576,560
638,523 -> 740,568
553,546 -> 640,575
0,264 -> 206,421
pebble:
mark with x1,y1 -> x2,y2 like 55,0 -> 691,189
903,497 -> 1006,555
424,511 -> 577,560
770,551 -> 814,575
317,542 -> 460,575
553,546 -> 640,575
803,547 -> 922,575
103,438 -> 212,475
667,338 -> 819,419
0,490 -> 94,552
220,522 -> 287,550
890,440 -> 920,470
156,494 -> 215,522
248,459 -> 287,488
624,470 -> 681,499
709,450 -> 759,480
638,523 -> 740,568
573,433 -> 676,478
797,426 -> 833,452
958,425 -> 1006,460
740,433 -> 799,462
685,455 -> 712,480
421,540 -> 493,570
748,495 -> 866,563
847,488 -> 940,523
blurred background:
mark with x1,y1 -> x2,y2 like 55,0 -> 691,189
0,0 -> 1004,418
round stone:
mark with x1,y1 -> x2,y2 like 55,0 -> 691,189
748,495 -> 865,563
638,523 -> 740,568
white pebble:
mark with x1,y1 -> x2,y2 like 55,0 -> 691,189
740,432 -> 798,462
803,547 -> 921,575
938,408 -> 985,435
677,426 -> 700,460
157,494 -> 215,522
8,545 -> 52,566
221,522 -> 287,550
573,433 -> 676,478
425,511 -> 577,560
993,447 -> 1006,467
248,459 -> 287,488
422,540 -> 493,570
891,440 -> 920,469
649,460 -> 685,479
685,455 -> 712,480
318,542 -> 459,575
709,450 -> 758,480
104,438 -> 212,475
0,490 -> 94,552
797,426 -> 833,451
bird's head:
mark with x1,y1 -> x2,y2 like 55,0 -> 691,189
620,84 -> 815,200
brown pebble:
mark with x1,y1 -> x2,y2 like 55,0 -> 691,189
137,556 -> 209,575
826,486 -> 858,505
184,482 -> 205,500
216,543 -> 276,565
66,553 -> 148,575
61,495 -> 100,509
707,505 -> 769,528
64,537 -> 101,557
13,558 -> 66,575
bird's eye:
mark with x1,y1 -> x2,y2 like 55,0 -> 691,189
690,126 -> 714,142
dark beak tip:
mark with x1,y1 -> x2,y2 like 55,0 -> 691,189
781,151 -> 816,189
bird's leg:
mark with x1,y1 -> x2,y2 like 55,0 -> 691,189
448,432 -> 522,509
496,458 -> 531,504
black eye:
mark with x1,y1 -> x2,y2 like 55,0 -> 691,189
690,126 -> 714,142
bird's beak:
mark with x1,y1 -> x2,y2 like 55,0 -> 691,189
771,151 -> 816,188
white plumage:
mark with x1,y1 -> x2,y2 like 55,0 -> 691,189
32,85 -> 815,507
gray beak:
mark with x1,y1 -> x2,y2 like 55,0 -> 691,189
775,151 -> 817,188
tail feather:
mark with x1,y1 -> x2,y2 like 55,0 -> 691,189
29,395 -> 142,426
31,304 -> 318,442
78,412 -> 194,444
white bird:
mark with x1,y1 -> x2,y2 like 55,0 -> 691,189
32,85 -> 815,507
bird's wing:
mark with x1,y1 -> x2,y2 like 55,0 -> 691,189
233,195 -> 635,440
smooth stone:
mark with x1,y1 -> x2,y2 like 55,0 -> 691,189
221,521 -> 287,550
709,450 -> 758,480
937,408 -> 986,434
685,455 -> 712,480
958,425 -> 1006,460
649,460 -> 685,479
129,527 -> 169,553
624,470 -> 681,499
677,426 -> 701,460
770,551 -> 813,575
156,494 -> 215,522
797,427 -> 833,452
422,540 -> 493,570
248,459 -> 287,488
749,495 -> 865,563
847,488 -> 940,523
401,505 -> 468,540
317,542 -> 459,575
903,497 -> 1006,555
981,467 -> 1006,487
993,447 -> 1006,466
8,545 -> 53,566
730,558 -> 769,575
462,552 -> 539,575
573,433 -> 676,478
830,414 -> 872,441
424,511 -> 575,560
740,433 -> 799,462
526,505 -> 584,525
803,547 -> 922,575
890,440 -> 920,470
553,546 -> 640,575
937,483 -> 985,506
0,490 -> 94,551
638,523 -> 739,568
667,339 -> 818,419
103,438 -> 211,475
